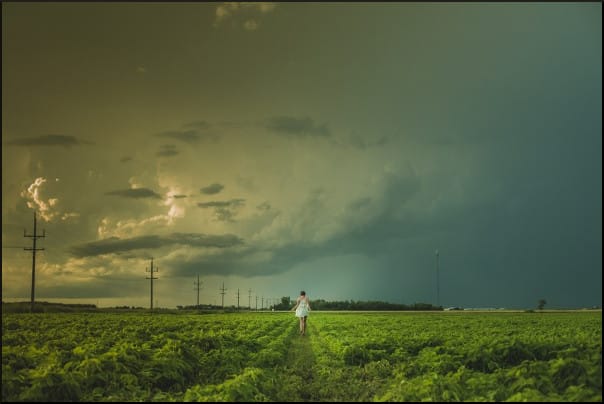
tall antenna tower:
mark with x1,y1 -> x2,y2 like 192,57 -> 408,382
24,211 -> 45,312
236,288 -> 240,310
219,282 -> 227,308
248,288 -> 252,310
435,250 -> 440,308
194,275 -> 203,307
145,258 -> 159,312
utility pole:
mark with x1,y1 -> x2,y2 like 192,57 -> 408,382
236,288 -> 240,310
255,295 -> 258,311
435,250 -> 440,308
146,258 -> 158,312
194,275 -> 203,307
248,288 -> 252,310
219,282 -> 227,309
261,296 -> 264,310
24,211 -> 45,313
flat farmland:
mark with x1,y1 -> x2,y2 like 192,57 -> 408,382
2,311 -> 601,401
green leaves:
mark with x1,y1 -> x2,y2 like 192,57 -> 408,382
1,312 -> 601,402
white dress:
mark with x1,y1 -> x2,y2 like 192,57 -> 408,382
295,298 -> 309,318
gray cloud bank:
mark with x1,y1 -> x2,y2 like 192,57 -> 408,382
267,116 -> 330,137
69,233 -> 244,257
6,134 -> 92,147
200,183 -> 225,195
105,188 -> 162,199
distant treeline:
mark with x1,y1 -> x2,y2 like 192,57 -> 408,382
2,299 -> 442,313
2,301 -> 98,313
179,299 -> 442,311
292,299 -> 442,311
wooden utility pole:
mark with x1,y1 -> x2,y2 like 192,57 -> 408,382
24,211 -> 45,313
146,258 -> 158,312
236,288 -> 240,310
248,288 -> 252,310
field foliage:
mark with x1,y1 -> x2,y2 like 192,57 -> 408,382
2,311 -> 601,401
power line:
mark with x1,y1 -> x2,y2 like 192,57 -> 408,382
435,249 -> 440,308
194,275 -> 203,307
24,211 -> 45,312
219,282 -> 227,309
145,258 -> 158,312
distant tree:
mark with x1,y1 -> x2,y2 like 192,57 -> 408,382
272,297 -> 292,311
537,299 -> 546,310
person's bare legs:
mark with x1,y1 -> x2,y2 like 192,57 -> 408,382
301,316 -> 307,335
299,317 -> 304,334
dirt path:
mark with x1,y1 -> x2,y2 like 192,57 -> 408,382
276,326 -> 317,401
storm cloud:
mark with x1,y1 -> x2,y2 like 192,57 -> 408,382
2,3 -> 600,309
155,129 -> 218,144
198,199 -> 246,222
198,199 -> 245,208
105,188 -> 162,199
6,134 -> 91,147
200,183 -> 225,195
69,233 -> 244,257
266,116 -> 330,137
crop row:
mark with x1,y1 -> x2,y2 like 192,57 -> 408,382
2,313 -> 294,401
2,311 -> 601,402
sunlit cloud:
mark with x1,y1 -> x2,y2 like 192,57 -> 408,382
20,177 -> 78,222
214,2 -> 277,29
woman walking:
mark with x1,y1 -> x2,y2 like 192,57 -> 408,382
291,291 -> 311,335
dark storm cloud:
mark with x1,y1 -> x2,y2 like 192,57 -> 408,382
198,199 -> 246,222
157,144 -> 179,157
69,232 -> 244,257
168,174 -> 422,278
266,116 -> 330,137
39,279 -> 142,299
169,194 -> 188,199
198,199 -> 245,208
200,183 -> 224,195
105,188 -> 162,199
155,129 -> 218,144
5,134 -> 92,147
120,156 -> 133,163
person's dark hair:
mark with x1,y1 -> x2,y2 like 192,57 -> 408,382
300,291 -> 306,296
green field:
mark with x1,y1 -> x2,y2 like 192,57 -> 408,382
2,311 -> 601,402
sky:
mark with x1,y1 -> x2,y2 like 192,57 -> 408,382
2,2 -> 601,309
